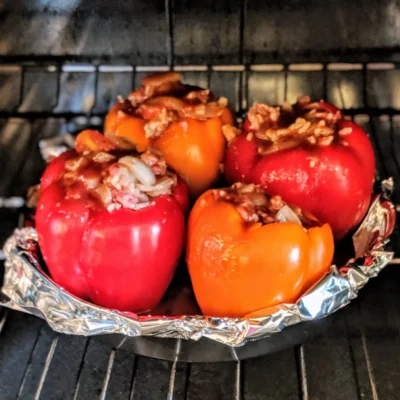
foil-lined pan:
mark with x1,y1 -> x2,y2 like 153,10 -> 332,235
0,135 -> 396,347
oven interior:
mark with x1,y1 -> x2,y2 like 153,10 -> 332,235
1,0 -> 400,399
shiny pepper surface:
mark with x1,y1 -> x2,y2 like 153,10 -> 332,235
224,98 -> 375,240
37,134 -> 188,313
105,72 -> 234,197
187,183 -> 334,318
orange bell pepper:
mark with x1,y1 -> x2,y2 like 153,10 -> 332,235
187,183 -> 334,318
75,129 -> 116,153
104,104 -> 149,152
104,72 -> 234,197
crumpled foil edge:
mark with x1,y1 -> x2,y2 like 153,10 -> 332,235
1,186 -> 395,347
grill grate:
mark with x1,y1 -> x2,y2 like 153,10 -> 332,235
0,56 -> 400,399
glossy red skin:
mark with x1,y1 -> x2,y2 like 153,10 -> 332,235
36,151 -> 188,312
40,150 -> 76,191
224,102 -> 376,240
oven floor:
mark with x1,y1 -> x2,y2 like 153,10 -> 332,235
1,265 -> 400,400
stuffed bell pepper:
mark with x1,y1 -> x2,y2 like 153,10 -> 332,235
36,130 -> 189,313
187,183 -> 334,318
224,97 -> 375,240
105,72 -> 234,197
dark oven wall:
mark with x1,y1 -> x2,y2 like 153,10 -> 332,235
0,0 -> 400,63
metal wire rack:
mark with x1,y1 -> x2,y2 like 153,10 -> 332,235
1,56 -> 400,227
0,55 -> 400,399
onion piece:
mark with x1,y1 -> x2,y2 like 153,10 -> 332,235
237,183 -> 256,194
147,188 -> 172,197
180,102 -> 224,119
118,156 -> 156,186
276,205 -> 302,225
104,131 -> 137,150
83,174 -> 101,190
248,193 -> 268,207
136,176 -> 175,194
92,152 -> 116,163
65,157 -> 89,172
93,184 -> 112,206
133,201 -> 151,210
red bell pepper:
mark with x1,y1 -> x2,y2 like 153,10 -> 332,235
36,133 -> 189,312
224,97 -> 375,240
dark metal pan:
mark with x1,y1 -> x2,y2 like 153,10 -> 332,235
96,315 -> 332,363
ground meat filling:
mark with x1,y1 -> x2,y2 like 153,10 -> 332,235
222,125 -> 242,144
62,150 -> 177,212
228,96 -> 350,155
214,183 -> 320,228
118,72 -> 228,139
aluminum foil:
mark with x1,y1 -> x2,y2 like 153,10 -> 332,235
0,184 -> 395,346
0,134 -> 396,346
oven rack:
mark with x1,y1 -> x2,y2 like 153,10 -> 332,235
0,56 -> 399,247
0,55 -> 400,399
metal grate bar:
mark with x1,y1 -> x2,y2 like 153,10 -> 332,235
361,333 -> 379,400
0,61 -> 396,72
344,311 -> 365,400
4,108 -> 400,121
238,0 -> 246,66
129,356 -> 173,400
3,122 -> 35,197
2,63 -> 400,120
3,121 -> 37,198
14,66 -> 25,111
51,65 -> 62,111
16,327 -> 45,399
165,0 -> 175,68
322,64 -> 328,100
283,63 -> 289,101
234,361 -> 242,400
99,349 -> 116,400
0,308 -> 9,334
71,339 -> 90,400
90,65 -> 99,116
0,312 -> 43,398
0,60 -> 398,128
353,264 -> 400,399
128,355 -> 138,400
362,63 -> 368,109
0,47 -> 397,64
167,339 -> 182,400
131,65 -> 137,91
369,119 -> 389,179
389,116 -> 400,173
243,65 -> 249,111
167,359 -> 178,400
297,345 -> 309,400
183,363 -> 191,400
33,336 -> 59,400
96,347 -> 135,400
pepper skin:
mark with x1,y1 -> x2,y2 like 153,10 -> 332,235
224,98 -> 375,240
187,183 -> 334,318
36,142 -> 188,312
105,72 -> 234,197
